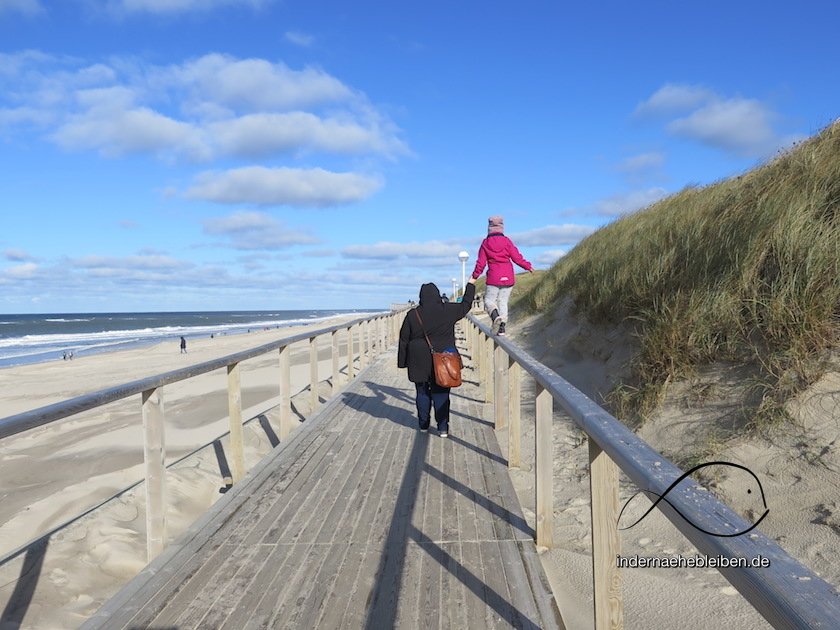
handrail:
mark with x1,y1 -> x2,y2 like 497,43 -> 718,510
0,309 -> 405,561
466,314 -> 840,630
0,311 -> 393,441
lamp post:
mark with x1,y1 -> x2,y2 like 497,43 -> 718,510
452,278 -> 458,302
458,251 -> 469,299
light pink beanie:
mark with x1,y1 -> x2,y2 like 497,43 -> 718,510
488,215 -> 504,234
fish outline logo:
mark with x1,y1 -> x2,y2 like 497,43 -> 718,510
618,461 -> 769,537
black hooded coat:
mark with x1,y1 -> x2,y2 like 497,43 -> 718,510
398,282 -> 476,384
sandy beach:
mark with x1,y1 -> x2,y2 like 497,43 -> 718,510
0,315 -> 364,629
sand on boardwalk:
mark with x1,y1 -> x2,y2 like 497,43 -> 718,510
497,302 -> 840,630
0,314 -> 368,630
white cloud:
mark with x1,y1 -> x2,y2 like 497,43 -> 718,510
285,31 -> 315,47
208,111 -> 408,159
342,241 -> 462,260
164,54 -> 353,112
186,166 -> 382,207
635,83 -> 805,159
71,254 -> 194,271
587,188 -> 669,217
633,84 -> 716,117
0,52 -> 408,169
534,249 -> 565,267
202,211 -> 320,250
509,224 -> 598,246
2,262 -> 38,278
667,99 -> 788,158
3,248 -> 37,262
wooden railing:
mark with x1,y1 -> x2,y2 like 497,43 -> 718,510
464,314 -> 840,630
0,310 -> 404,562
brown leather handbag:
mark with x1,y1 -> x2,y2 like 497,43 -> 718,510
415,310 -> 463,388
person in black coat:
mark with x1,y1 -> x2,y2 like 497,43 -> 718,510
398,278 -> 476,437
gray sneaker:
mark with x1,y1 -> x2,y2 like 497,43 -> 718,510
439,431 -> 448,438
497,322 -> 506,336
491,318 -> 502,334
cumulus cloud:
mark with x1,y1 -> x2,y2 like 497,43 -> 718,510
342,241 -> 462,260
533,249 -> 566,267
2,262 -> 38,278
186,166 -> 382,207
0,52 -> 408,166
71,254 -> 194,271
509,224 -> 598,246
3,248 -> 37,262
202,210 -> 320,250
634,83 -> 806,159
208,111 -> 407,159
633,84 -> 717,117
587,188 -> 669,217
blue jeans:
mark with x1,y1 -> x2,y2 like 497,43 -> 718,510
415,382 -> 451,432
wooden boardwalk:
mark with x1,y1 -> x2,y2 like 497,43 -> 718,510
81,344 -> 563,630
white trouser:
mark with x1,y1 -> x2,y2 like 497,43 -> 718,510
483,285 -> 513,321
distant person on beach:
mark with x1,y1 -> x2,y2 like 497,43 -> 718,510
398,278 -> 476,437
470,215 -> 533,336
180,337 -> 187,353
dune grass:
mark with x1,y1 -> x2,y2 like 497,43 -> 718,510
520,120 -> 840,431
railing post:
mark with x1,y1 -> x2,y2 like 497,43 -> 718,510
309,336 -> 319,412
508,358 -> 521,468
494,344 -> 507,428
278,345 -> 292,439
535,383 -> 553,548
227,362 -> 244,483
347,324 -> 355,381
589,440 -> 624,630
331,329 -> 340,391
142,386 -> 166,562
485,335 -> 494,403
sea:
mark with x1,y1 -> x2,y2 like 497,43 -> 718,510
0,310 -> 378,369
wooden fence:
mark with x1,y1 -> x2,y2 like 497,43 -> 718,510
0,311 -> 404,562
464,314 -> 840,630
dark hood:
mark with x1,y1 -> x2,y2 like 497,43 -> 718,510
419,283 -> 441,305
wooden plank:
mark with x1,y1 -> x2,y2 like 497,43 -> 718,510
314,429 -> 403,628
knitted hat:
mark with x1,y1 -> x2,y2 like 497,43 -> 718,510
488,215 -> 504,234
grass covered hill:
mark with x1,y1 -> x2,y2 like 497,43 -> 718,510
520,120 -> 840,430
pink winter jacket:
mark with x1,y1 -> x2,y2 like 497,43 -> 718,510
471,232 -> 533,286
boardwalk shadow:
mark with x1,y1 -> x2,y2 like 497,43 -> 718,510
0,537 -> 48,628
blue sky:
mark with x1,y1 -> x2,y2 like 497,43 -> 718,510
1,0 -> 837,313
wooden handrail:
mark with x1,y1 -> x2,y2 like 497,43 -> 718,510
0,310 -> 404,561
465,314 -> 840,630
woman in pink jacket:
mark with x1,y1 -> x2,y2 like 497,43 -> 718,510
470,215 -> 533,336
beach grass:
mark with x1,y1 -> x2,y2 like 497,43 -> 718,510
519,120 -> 840,431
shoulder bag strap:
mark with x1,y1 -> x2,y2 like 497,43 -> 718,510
414,309 -> 436,352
